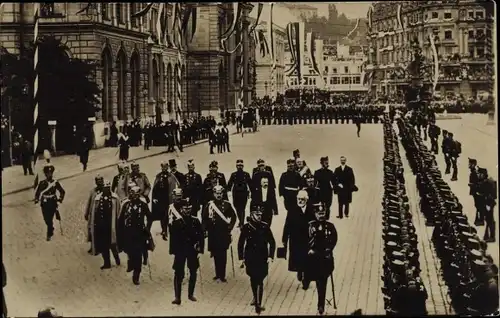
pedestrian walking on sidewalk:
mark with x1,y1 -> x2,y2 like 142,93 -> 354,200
118,132 -> 130,161
78,135 -> 92,171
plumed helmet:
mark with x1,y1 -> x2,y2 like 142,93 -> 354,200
103,180 -> 111,188
173,187 -> 183,197
213,185 -> 224,194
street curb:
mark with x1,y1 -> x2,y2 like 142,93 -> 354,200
3,132 -> 239,197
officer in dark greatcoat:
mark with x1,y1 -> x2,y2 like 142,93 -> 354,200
88,180 -> 121,270
202,185 -> 237,282
468,158 -> 482,225
228,159 -> 252,227
305,202 -> 338,315
279,158 -> 303,214
238,205 -> 276,314
34,164 -> 66,241
117,186 -> 152,285
170,198 -> 204,305
184,159 -> 203,218
152,161 -> 171,240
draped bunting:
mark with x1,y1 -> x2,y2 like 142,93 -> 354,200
396,4 -> 404,32
156,3 -> 165,44
428,33 -> 439,94
296,22 -> 303,82
258,29 -> 270,57
33,3 -> 40,164
75,2 -> 94,15
345,18 -> 360,39
176,4 -> 183,139
131,3 -> 154,18
248,3 -> 264,35
220,2 -> 242,41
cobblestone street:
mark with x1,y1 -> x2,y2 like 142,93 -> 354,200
3,124 -> 392,316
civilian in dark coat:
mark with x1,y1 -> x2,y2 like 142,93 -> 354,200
282,190 -> 315,288
252,159 -> 276,192
250,176 -> 278,226
228,159 -> 252,227
333,156 -> 356,219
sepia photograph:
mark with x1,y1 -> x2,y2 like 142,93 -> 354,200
0,1 -> 497,317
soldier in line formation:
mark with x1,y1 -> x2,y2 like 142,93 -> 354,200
441,130 -> 461,181
397,116 -> 499,316
257,105 -> 384,126
381,116 -> 428,316
468,158 -> 497,242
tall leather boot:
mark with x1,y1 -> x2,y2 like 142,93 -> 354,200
132,269 -> 141,285
172,274 -> 182,305
111,247 -> 121,266
188,272 -> 197,301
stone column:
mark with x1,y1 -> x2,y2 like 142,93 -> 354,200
112,3 -> 118,25
96,3 -> 103,23
148,50 -> 156,118
126,4 -> 131,29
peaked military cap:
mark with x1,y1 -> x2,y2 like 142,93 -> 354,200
320,156 -> 329,162
286,158 -> 295,164
236,159 -> 244,164
468,158 -> 477,164
130,161 -> 139,167
478,167 -> 488,175
293,149 -> 300,156
43,163 -> 55,174
257,159 -> 265,165
210,160 -> 218,168
187,159 -> 195,167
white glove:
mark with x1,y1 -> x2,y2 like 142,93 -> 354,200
153,199 -> 158,204
338,183 -> 343,189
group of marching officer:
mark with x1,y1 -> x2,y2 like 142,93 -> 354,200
32,150 -> 358,315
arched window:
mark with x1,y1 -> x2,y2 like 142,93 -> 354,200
116,49 -> 127,120
130,52 -> 140,118
101,47 -> 113,122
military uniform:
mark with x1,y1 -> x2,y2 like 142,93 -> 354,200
441,131 -> 452,174
203,161 -> 228,204
305,203 -> 338,315
314,157 -> 336,219
237,208 -> 276,314
202,186 -> 237,281
184,160 -> 203,217
88,181 -> 121,269
152,162 -> 171,236
447,133 -> 461,181
468,159 -> 482,225
428,123 -> 441,154
228,160 -> 252,227
476,168 -> 497,242
129,162 -> 152,202
117,188 -> 152,285
169,199 -> 204,305
278,159 -> 303,213
34,164 -> 66,241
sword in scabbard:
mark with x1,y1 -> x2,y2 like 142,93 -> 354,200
230,244 -> 235,278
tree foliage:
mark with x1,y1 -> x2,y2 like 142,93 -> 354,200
0,36 -> 101,140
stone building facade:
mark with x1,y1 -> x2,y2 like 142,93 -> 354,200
0,2 -> 243,147
253,21 -> 286,98
366,1 -> 494,99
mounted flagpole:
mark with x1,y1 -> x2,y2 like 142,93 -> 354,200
268,3 -> 276,102
33,3 -> 42,166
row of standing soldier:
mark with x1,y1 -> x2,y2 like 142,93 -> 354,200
396,116 -> 498,316
381,115 -> 427,315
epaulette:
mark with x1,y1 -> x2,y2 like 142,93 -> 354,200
261,221 -> 269,226
308,220 -> 316,224
122,198 -> 130,205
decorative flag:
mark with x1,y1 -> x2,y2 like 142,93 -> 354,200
345,18 -> 360,39
297,22 -> 304,83
428,33 -> 439,94
367,6 -> 373,29
33,3 -> 41,164
268,3 -> 276,100
285,23 -> 297,75
176,6 -> 183,140
258,29 -> 270,57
